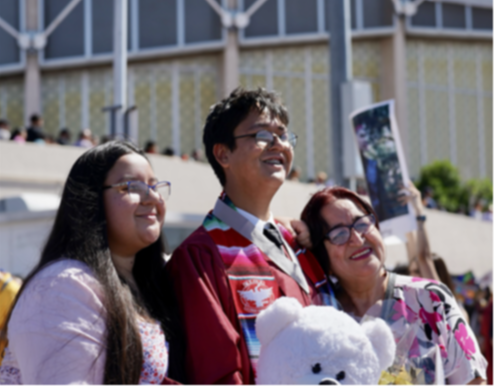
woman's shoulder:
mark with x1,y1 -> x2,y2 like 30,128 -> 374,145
392,273 -> 455,302
10,259 -> 105,332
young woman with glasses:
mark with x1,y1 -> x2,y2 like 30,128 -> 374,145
300,187 -> 486,385
0,141 -> 183,384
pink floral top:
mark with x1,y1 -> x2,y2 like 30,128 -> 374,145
138,319 -> 168,384
356,274 -> 487,384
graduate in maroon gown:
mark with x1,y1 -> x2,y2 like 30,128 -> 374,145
166,88 -> 337,384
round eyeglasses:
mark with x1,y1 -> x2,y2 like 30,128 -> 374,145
234,129 -> 298,148
325,213 -> 376,245
103,180 -> 171,201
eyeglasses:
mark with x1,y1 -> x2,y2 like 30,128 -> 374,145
103,180 -> 171,201
325,214 -> 376,246
234,130 -> 298,148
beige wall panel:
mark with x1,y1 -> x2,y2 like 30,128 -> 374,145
423,44 -> 448,87
155,69 -> 172,152
406,42 -> 419,83
424,89 -> 450,164
1,78 -> 24,130
41,75 -> 59,136
353,40 -> 381,102
312,79 -> 330,178
407,87 -> 421,179
134,66 -> 152,149
484,97 -> 492,180
179,73 -> 196,156
64,72 -> 82,134
88,69 -> 108,138
455,93 -> 479,180
290,77 -> 307,178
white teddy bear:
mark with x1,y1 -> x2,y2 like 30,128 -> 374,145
255,297 -> 396,385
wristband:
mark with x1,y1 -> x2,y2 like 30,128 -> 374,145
416,215 -> 426,222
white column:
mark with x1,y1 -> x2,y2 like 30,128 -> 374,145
223,0 -> 239,96
24,0 -> 41,124
113,0 -> 127,137
149,66 -> 157,141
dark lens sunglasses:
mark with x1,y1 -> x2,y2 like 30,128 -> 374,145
325,213 -> 376,246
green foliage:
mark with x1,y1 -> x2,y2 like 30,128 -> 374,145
415,160 -> 493,213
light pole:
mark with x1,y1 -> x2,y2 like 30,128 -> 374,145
112,0 -> 127,139
328,0 -> 353,187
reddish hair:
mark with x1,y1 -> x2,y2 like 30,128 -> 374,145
300,186 -> 379,275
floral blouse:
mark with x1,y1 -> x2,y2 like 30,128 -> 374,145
346,273 -> 487,384
138,319 -> 168,384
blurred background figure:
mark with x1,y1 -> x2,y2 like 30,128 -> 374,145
482,204 -> 492,222
315,171 -> 328,188
422,187 -> 437,209
191,148 -> 203,162
26,114 -> 45,143
0,270 -> 21,360
144,140 -> 158,154
74,128 -> 94,148
162,147 -> 175,157
10,128 -> 26,143
0,120 -> 10,141
180,153 -> 189,161
56,128 -> 71,145
287,166 -> 301,181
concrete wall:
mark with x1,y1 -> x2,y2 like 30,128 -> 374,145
1,141 -> 492,278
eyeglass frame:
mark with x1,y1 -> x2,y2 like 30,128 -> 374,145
323,213 -> 377,246
233,129 -> 298,148
102,180 -> 172,200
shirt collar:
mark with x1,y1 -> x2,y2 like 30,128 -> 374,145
235,206 -> 275,233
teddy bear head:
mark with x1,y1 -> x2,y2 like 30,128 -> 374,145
255,297 -> 396,385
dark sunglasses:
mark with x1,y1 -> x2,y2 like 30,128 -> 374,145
324,213 -> 376,246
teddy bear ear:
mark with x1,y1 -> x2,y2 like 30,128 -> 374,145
361,318 -> 396,371
255,297 -> 303,347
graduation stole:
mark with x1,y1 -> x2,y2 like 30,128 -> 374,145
203,193 -> 337,372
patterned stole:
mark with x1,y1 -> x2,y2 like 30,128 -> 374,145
203,194 -> 337,371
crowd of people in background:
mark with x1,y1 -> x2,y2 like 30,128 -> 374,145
1,113 -> 492,222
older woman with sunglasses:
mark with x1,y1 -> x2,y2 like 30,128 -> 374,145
300,186 -> 486,385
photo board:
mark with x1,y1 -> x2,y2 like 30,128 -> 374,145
349,100 -> 416,240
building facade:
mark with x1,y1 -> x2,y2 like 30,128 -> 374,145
0,0 -> 492,181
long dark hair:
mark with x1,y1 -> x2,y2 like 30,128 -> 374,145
3,141 -> 182,383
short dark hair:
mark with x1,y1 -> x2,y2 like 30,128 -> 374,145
0,119 -> 9,127
202,87 -> 289,186
30,114 -> 41,124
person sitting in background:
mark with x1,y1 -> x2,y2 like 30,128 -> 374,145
162,147 -> 175,156
0,271 -> 21,361
74,128 -> 94,148
422,187 -> 437,209
191,148 -> 203,162
9,128 -> 26,144
26,114 -> 45,143
0,141 -> 182,384
482,204 -> 492,222
144,140 -> 158,154
300,184 -> 487,384
0,120 -> 10,141
287,166 -> 301,181
56,128 -> 71,145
